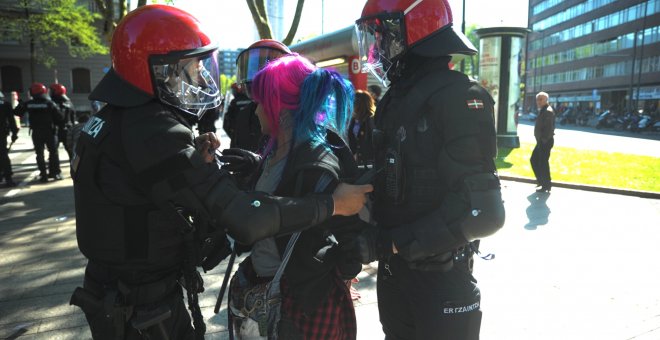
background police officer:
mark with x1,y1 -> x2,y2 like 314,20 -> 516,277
222,83 -> 258,150
15,83 -> 64,182
227,40 -> 292,152
0,91 -> 19,187
354,0 -> 506,338
49,83 -> 76,159
69,5 -> 371,339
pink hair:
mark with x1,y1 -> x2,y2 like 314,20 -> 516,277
250,53 -> 316,153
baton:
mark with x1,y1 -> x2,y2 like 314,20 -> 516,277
213,247 -> 237,314
7,139 -> 15,151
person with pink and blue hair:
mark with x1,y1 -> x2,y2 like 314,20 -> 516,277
227,53 -> 363,340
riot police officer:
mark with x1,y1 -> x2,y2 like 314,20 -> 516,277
226,40 -> 293,152
15,83 -> 64,182
0,91 -> 19,187
222,83 -> 257,150
355,0 -> 506,338
49,83 -> 76,159
69,5 -> 371,339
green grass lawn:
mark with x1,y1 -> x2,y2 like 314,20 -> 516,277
496,143 -> 660,193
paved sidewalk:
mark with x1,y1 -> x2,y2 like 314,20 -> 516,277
1,127 -> 659,339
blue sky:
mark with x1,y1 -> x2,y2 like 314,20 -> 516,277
173,0 -> 529,50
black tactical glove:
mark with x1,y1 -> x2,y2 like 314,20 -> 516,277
200,231 -> 232,272
218,148 -> 262,177
355,225 -> 393,264
11,134 -> 18,142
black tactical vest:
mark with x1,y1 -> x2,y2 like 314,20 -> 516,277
73,107 -> 186,274
373,66 -> 497,228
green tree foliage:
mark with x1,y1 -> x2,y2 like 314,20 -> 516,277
1,0 -> 107,70
94,0 -> 173,41
220,74 -> 236,97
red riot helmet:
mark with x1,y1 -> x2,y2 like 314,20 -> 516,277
89,4 -> 222,118
30,82 -> 48,97
49,83 -> 67,97
235,39 -> 291,99
356,0 -> 477,85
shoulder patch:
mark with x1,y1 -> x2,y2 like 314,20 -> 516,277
467,99 -> 484,110
81,116 -> 106,138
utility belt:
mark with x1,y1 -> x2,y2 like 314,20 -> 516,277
70,272 -> 180,339
403,244 -> 475,272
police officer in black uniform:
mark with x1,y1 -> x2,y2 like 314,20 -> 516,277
227,40 -> 293,152
0,91 -> 19,187
223,83 -> 259,150
69,5 -> 371,339
354,0 -> 506,339
49,83 -> 76,159
15,83 -> 64,182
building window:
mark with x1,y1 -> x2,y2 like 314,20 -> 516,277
72,68 -> 91,93
1,65 -> 23,93
531,0 -> 660,51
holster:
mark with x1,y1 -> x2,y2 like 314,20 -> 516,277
71,274 -> 179,339
70,287 -> 133,339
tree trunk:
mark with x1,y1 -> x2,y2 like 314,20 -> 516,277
246,0 -> 272,39
281,0 -> 305,45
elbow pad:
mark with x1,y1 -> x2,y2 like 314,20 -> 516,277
392,173 -> 505,262
456,173 -> 505,241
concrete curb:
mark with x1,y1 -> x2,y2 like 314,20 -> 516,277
499,175 -> 660,199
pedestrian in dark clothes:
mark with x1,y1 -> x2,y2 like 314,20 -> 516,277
531,91 -> 555,192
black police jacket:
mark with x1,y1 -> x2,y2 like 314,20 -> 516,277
373,58 -> 505,264
15,96 -> 63,129
72,101 -> 334,281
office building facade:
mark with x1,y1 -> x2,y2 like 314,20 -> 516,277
526,0 -> 660,114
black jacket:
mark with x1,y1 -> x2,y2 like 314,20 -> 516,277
73,101 -> 335,283
224,96 -> 262,151
15,96 -> 64,129
269,137 -> 362,311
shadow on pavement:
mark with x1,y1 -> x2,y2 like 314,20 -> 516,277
524,192 -> 551,230
0,184 -> 85,338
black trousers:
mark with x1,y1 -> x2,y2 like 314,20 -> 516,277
0,136 -> 12,179
31,127 -> 60,176
377,256 -> 482,340
530,138 -> 554,188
